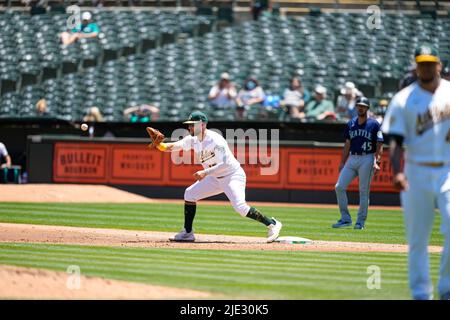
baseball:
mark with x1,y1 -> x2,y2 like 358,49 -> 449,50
81,123 -> 88,131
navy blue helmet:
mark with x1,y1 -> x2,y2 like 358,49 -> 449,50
355,96 -> 371,108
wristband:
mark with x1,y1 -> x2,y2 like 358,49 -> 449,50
156,142 -> 168,151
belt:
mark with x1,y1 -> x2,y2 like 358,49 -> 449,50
350,152 -> 373,156
217,172 -> 234,179
415,162 -> 446,168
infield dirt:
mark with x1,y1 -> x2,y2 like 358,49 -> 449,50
0,222 -> 442,253
0,264 -> 211,299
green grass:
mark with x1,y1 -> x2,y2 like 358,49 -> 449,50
0,202 -> 444,245
0,242 -> 442,299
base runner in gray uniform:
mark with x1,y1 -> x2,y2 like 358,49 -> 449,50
332,97 -> 384,230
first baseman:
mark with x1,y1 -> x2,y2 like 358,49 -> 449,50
333,97 -> 384,230
382,44 -> 450,300
152,111 -> 282,243
0,142 -> 11,169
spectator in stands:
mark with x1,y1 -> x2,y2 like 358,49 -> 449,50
399,62 -> 417,90
60,11 -> 99,46
372,99 -> 389,124
0,142 -> 12,169
250,0 -> 271,21
281,76 -> 311,119
208,72 -> 237,109
83,106 -> 104,122
235,77 -> 265,120
442,66 -> 450,81
335,81 -> 361,120
123,104 -> 160,122
302,85 -> 336,121
262,93 -> 281,115
35,98 -> 50,117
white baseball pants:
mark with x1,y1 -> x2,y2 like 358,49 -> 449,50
402,162 -> 450,299
184,167 -> 250,217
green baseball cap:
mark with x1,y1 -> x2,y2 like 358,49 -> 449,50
415,44 -> 440,63
183,111 -> 208,124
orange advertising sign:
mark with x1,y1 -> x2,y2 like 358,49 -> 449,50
285,147 -> 397,192
167,150 -> 203,184
53,143 -> 108,183
367,155 -> 400,193
286,148 -> 341,189
239,146 -> 282,188
109,146 -> 164,185
52,142 -> 399,193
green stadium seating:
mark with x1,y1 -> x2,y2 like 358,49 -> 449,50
1,10 -> 449,122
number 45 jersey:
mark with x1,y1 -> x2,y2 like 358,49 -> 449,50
345,117 -> 384,154
381,79 -> 450,163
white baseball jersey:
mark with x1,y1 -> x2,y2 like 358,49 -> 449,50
381,79 -> 450,163
175,129 -> 241,178
382,78 -> 450,300
0,143 -> 8,158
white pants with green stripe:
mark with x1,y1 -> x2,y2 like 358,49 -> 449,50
335,153 -> 375,224
184,166 -> 250,217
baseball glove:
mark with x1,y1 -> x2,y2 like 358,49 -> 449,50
146,127 -> 165,149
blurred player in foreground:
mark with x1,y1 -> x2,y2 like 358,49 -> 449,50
382,44 -> 450,300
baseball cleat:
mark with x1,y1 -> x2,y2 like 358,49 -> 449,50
267,218 -> 282,243
169,228 -> 195,242
332,220 -> 352,228
354,222 -> 365,230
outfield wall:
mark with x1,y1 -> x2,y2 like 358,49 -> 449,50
26,134 -> 401,205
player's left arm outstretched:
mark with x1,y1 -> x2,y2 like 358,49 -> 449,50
146,126 -> 190,153
145,127 -> 226,182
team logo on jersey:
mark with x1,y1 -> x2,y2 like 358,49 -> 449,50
420,46 -> 431,55
416,103 -> 450,135
200,150 -> 215,163
349,129 -> 372,140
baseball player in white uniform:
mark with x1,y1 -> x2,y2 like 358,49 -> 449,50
154,111 -> 283,243
382,44 -> 450,300
0,142 -> 11,169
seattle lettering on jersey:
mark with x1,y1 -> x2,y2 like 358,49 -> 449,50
416,103 -> 450,135
349,129 -> 373,140
345,117 -> 383,154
